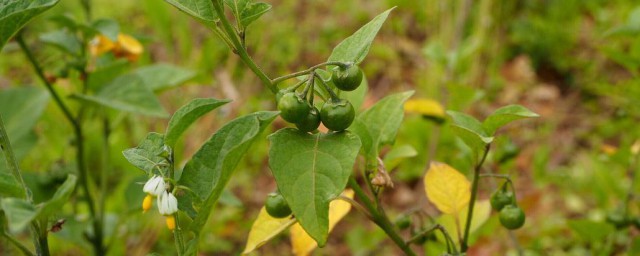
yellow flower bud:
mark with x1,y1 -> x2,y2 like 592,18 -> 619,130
142,194 -> 153,213
165,215 -> 176,231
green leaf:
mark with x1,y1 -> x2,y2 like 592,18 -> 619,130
224,0 -> 248,26
568,219 -> 615,242
446,110 -> 493,163
349,91 -> 413,160
327,7 -> 394,64
164,98 -> 231,147
0,87 -> 49,144
73,74 -> 168,117
0,198 -> 37,233
91,18 -> 119,41
178,111 -> 278,233
483,104 -> 539,135
0,172 -> 22,197
133,63 -> 196,92
164,0 -> 218,28
39,29 -> 82,56
123,132 -> 168,175
0,0 -> 60,50
268,128 -> 361,246
37,174 -> 76,218
240,2 -> 271,27
87,59 -> 130,91
383,145 -> 417,171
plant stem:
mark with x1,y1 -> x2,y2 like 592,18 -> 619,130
2,231 -> 35,256
461,144 -> 490,252
337,195 -> 372,219
173,214 -> 185,256
348,177 -> 416,256
271,61 -> 349,85
17,34 -> 104,255
407,224 -> 458,254
211,1 -> 276,93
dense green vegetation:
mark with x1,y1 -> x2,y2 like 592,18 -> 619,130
1,0 -> 639,255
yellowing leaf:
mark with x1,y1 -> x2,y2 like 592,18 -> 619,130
242,207 -> 296,254
404,99 -> 445,119
290,189 -> 354,256
424,162 -> 470,214
437,200 -> 491,245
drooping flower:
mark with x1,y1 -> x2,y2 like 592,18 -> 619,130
141,175 -> 166,212
143,175 -> 166,196
157,191 -> 178,216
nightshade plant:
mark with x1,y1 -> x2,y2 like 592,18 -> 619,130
123,0 -> 540,255
0,0 -> 539,255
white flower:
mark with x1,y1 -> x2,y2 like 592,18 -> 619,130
143,175 -> 166,196
157,191 -> 178,215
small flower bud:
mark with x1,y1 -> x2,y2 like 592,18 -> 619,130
142,194 -> 153,213
166,215 -> 176,231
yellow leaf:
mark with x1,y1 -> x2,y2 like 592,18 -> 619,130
290,189 -> 354,256
437,200 -> 491,245
424,162 -> 470,214
242,207 -> 296,254
404,99 -> 445,119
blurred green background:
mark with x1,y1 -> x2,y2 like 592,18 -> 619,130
1,0 -> 640,255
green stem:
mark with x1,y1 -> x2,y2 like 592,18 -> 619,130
211,1 -> 276,93
314,73 -> 340,100
213,26 -> 236,52
348,177 -> 416,256
407,224 -> 458,254
271,61 -> 350,85
461,144 -> 491,252
3,231 -> 35,256
173,214 -> 185,256
17,33 -> 104,255
337,195 -> 372,219
623,153 -> 639,218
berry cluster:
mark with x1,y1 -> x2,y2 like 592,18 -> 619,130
276,64 -> 363,133
490,182 -> 525,230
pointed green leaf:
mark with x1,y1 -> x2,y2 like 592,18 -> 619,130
73,74 -> 168,117
178,111 -> 278,234
268,128 -> 361,246
224,0 -> 250,19
483,105 -> 539,135
446,111 -> 493,163
327,7 -> 394,64
1,198 -> 36,233
39,29 -> 82,56
123,132 -> 169,175
164,98 -> 231,147
349,91 -> 413,159
37,174 -> 76,218
240,2 -> 271,27
133,63 -> 197,92
164,0 -> 218,28
0,0 -> 60,50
